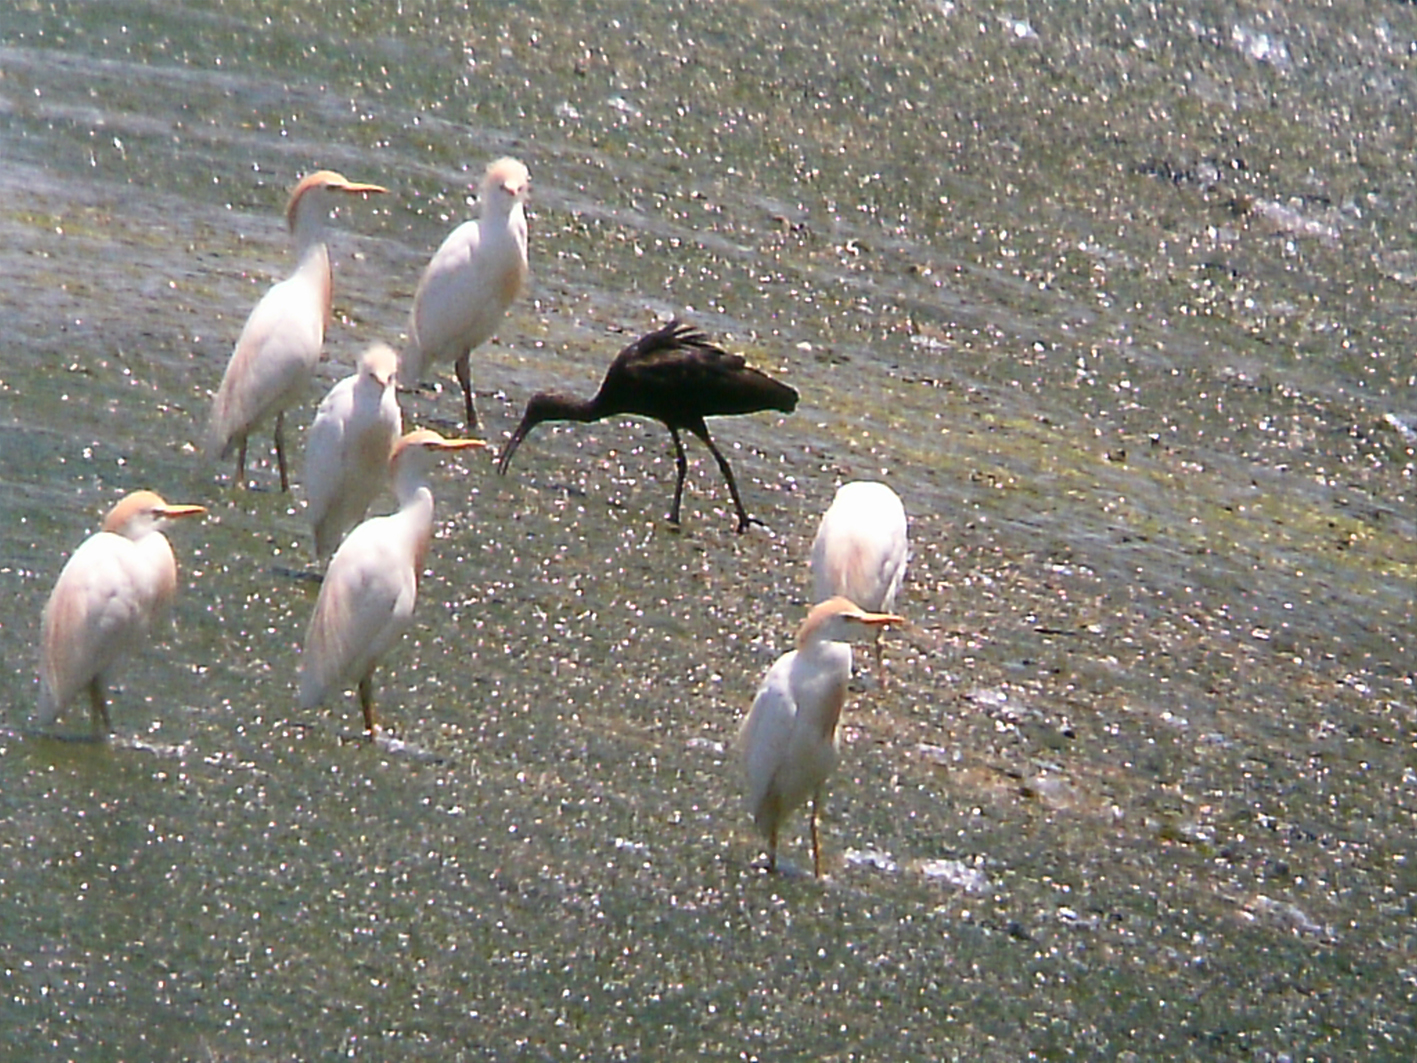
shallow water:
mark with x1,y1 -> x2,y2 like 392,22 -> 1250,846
1,1 -> 1414,1059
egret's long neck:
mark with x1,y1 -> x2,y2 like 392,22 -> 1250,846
391,466 -> 436,574
281,190 -> 335,328
291,194 -> 330,257
482,194 -> 522,229
798,632 -> 853,668
499,203 -> 529,255
483,200 -> 529,297
291,240 -> 333,327
131,529 -> 180,607
792,636 -> 853,742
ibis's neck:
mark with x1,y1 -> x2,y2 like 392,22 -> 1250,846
538,393 -> 605,424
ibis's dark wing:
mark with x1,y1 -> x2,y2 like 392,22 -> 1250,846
600,320 -> 798,421
610,320 -> 716,368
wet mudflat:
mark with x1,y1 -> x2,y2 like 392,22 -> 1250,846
1,1 -> 1414,1059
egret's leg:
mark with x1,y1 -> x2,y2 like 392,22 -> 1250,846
357,675 -> 379,736
455,353 -> 478,430
768,823 -> 778,873
87,678 -> 112,735
274,409 -> 290,492
235,436 -> 248,489
810,790 -> 824,877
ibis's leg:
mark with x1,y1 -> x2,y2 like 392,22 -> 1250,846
455,353 -> 479,430
668,427 -> 689,525
691,424 -> 753,532
768,823 -> 778,874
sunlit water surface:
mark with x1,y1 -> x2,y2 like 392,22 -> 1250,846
1,2 -> 1414,1059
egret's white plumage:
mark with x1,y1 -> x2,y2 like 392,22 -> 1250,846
206,170 -> 388,490
303,342 -> 404,558
406,157 -> 530,428
810,480 -> 909,681
299,429 -> 486,734
738,596 -> 903,875
37,491 -> 206,733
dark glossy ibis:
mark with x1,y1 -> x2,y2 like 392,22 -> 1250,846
497,320 -> 798,531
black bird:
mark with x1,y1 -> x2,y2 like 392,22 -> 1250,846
497,320 -> 799,531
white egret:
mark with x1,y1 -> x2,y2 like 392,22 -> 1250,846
738,596 -> 903,876
206,170 -> 388,490
406,157 -> 530,428
37,491 -> 207,734
298,429 -> 486,735
303,341 -> 404,558
810,480 -> 909,681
